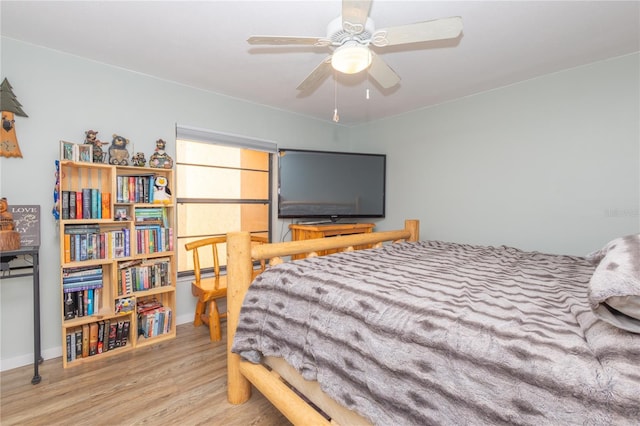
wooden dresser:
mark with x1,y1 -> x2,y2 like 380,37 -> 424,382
289,222 -> 375,259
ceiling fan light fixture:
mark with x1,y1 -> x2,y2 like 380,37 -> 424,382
331,43 -> 372,74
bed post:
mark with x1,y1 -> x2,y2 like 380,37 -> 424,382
226,231 -> 253,404
405,219 -> 420,242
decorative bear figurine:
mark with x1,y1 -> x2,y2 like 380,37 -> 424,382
108,134 -> 130,166
84,130 -> 106,163
149,139 -> 173,169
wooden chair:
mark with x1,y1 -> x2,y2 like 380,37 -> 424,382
185,235 -> 267,341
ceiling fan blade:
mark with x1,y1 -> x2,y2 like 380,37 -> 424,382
296,57 -> 333,92
248,36 -> 329,46
368,52 -> 400,89
372,16 -> 463,47
342,0 -> 372,34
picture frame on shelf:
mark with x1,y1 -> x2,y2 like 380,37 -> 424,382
60,140 -> 76,161
77,144 -> 93,163
114,207 -> 129,221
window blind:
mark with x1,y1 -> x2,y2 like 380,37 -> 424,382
175,124 -> 277,153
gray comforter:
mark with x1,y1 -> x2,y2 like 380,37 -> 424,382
232,241 -> 640,425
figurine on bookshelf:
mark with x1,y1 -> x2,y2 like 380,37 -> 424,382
131,152 -> 146,167
149,139 -> 173,169
115,297 -> 134,313
84,130 -> 106,163
108,134 -> 130,166
153,176 -> 172,204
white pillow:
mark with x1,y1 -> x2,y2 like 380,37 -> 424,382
587,234 -> 640,333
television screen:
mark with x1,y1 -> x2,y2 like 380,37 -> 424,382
278,148 -> 386,220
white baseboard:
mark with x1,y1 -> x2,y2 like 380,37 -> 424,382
1,314 -> 195,372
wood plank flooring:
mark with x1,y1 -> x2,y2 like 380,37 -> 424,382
1,323 -> 291,426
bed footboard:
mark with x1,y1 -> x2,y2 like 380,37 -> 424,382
226,219 -> 419,422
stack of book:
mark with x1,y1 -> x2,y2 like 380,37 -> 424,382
137,299 -> 172,339
63,266 -> 103,319
63,224 -> 130,261
116,174 -> 155,203
61,189 -> 110,219
117,257 -> 172,295
65,319 -> 131,362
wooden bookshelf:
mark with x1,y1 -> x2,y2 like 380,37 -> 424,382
58,160 -> 176,368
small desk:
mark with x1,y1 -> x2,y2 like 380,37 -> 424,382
289,223 -> 375,259
0,246 -> 42,384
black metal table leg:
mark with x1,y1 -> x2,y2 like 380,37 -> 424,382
31,251 -> 41,385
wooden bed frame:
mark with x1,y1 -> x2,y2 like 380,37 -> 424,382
226,219 -> 420,425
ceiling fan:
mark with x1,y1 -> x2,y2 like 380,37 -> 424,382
247,0 -> 463,93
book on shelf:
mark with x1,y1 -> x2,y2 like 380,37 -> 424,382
83,290 -> 89,317
94,189 -> 101,219
128,177 -> 135,203
121,320 -> 130,346
64,224 -> 101,234
107,322 -> 117,350
82,188 -> 92,219
63,272 -> 103,283
64,293 -> 75,320
100,319 -> 110,353
70,330 -> 76,361
97,320 -> 104,354
85,289 -> 93,315
69,193 -> 76,219
101,192 -> 110,219
63,282 -> 103,295
115,321 -> 125,347
75,192 -> 82,219
66,330 -> 73,362
81,323 -> 90,358
75,291 -> 84,318
63,235 -> 71,263
74,327 -> 83,359
62,191 -> 70,220
88,322 -> 99,356
63,266 -> 102,277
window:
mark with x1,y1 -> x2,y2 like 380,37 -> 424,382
175,127 -> 274,274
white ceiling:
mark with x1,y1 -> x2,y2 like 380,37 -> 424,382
2,1 -> 639,125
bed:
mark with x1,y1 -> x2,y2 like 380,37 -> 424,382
226,220 -> 640,425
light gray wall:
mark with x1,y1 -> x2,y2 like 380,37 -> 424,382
0,38 -> 351,370
353,53 -> 639,255
1,38 -> 638,371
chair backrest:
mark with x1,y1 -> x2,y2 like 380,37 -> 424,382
184,236 -> 227,284
185,235 -> 269,283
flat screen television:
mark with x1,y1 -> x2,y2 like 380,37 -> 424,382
278,148 -> 386,221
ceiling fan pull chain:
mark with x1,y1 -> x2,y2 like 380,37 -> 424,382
333,73 -> 340,123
